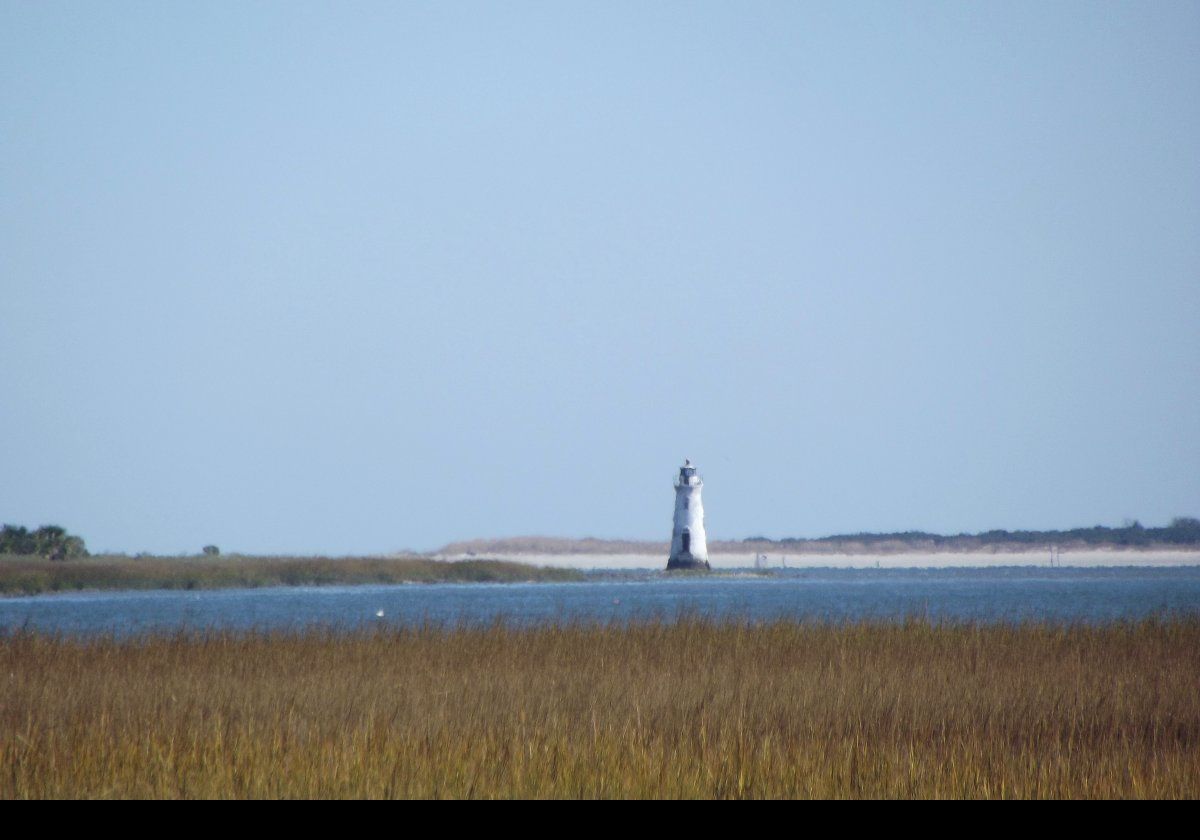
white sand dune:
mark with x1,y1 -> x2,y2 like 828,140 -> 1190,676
433,549 -> 1200,571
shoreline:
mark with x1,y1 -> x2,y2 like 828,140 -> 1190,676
4,550 -> 1198,598
0,555 -> 584,597
434,548 -> 1200,570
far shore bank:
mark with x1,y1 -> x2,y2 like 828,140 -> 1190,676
5,548 -> 1197,597
439,522 -> 1200,562
0,555 -> 583,597
434,548 -> 1200,570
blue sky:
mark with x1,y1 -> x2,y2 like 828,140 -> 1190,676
2,2 -> 1198,554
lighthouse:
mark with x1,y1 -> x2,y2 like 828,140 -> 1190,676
667,459 -> 710,571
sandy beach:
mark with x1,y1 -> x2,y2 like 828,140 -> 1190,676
433,549 -> 1200,570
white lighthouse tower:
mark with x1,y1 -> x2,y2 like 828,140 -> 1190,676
667,459 -> 710,571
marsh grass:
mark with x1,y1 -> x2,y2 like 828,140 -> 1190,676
0,554 -> 582,595
2,618 -> 1197,798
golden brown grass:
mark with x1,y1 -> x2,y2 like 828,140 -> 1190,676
2,618 -> 1197,798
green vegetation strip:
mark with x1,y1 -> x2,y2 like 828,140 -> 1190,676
0,554 -> 582,595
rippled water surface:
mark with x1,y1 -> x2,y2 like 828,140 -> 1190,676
3,567 -> 1199,636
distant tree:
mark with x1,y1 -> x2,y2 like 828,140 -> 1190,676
34,525 -> 66,556
1,525 -> 33,555
202,545 -> 220,556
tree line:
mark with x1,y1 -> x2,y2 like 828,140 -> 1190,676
1,525 -> 89,560
744,517 -> 1200,548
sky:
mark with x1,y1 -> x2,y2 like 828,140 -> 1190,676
2,2 -> 1198,554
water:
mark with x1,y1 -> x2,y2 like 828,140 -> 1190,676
2,567 -> 1199,636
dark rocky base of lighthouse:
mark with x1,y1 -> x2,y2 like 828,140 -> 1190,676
666,555 -> 711,572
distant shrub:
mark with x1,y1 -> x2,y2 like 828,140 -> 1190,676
202,545 -> 221,556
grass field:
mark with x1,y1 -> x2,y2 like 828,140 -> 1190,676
2,618 -> 1197,798
0,554 -> 583,595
